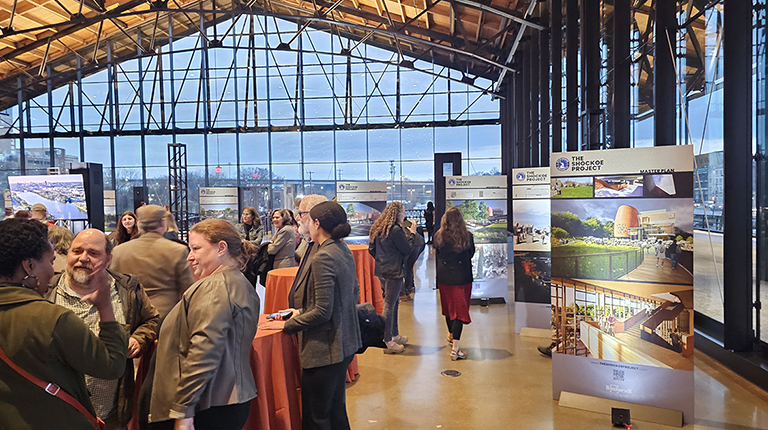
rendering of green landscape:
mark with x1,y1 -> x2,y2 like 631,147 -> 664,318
447,200 -> 507,244
551,179 -> 594,198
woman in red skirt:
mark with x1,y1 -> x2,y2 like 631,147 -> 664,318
434,207 -> 475,360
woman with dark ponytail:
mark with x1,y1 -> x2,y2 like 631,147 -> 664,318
280,202 -> 362,430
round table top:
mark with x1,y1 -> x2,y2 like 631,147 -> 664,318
348,244 -> 369,252
267,267 -> 299,278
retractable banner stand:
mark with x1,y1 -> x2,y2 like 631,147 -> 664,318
336,182 -> 387,244
104,190 -> 117,232
512,167 -> 552,333
199,187 -> 239,224
445,176 -> 508,303
550,146 -> 694,422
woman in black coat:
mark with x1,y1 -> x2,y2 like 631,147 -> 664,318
433,207 -> 475,360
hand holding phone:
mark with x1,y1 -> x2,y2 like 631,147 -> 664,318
267,311 -> 293,321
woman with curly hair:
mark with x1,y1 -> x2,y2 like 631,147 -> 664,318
434,207 -> 475,360
268,209 -> 297,269
109,211 -> 140,246
368,201 -> 416,354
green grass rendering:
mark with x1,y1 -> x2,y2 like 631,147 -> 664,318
552,186 -> 594,198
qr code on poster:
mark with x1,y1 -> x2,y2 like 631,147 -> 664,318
613,369 -> 625,381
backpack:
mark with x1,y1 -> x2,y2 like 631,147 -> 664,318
356,303 -> 386,354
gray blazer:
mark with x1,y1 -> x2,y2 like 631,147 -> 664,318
283,238 -> 362,369
268,225 -> 296,269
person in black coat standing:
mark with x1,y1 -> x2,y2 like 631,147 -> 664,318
434,207 -> 475,361
424,201 -> 435,244
369,202 -> 414,354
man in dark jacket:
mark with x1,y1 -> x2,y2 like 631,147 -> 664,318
400,219 -> 425,301
47,229 -> 159,429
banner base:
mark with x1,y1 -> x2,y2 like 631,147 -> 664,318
519,327 -> 552,339
558,391 -> 683,427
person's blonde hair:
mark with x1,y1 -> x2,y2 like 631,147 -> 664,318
49,225 -> 74,255
435,207 -> 471,252
369,201 -> 404,242
190,219 -> 255,270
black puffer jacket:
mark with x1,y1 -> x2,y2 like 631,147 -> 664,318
368,224 -> 412,279
435,233 -> 475,285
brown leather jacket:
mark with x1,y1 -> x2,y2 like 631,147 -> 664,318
48,269 -> 160,427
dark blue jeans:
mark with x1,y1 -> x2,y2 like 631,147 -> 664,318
380,277 -> 403,342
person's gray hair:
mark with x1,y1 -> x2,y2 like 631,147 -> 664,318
300,194 -> 328,211
48,225 -> 74,255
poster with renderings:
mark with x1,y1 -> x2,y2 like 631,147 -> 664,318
550,146 -> 694,422
336,182 -> 387,244
512,167 -> 552,333
199,187 -> 239,223
445,176 -> 508,302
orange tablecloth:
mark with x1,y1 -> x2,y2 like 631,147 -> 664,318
243,315 -> 302,430
348,244 -> 384,314
263,260 -> 361,383
264,267 -> 299,314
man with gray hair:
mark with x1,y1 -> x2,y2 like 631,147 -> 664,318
289,194 -> 328,308
110,204 -> 194,319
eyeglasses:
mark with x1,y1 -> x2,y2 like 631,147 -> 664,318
297,211 -> 310,218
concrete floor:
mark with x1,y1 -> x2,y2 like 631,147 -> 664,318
346,246 -> 768,429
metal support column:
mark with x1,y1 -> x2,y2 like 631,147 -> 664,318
722,0 -> 753,351
17,77 -> 25,174
46,65 -> 55,167
168,143 -> 189,241
515,64 -> 525,168
539,0 -> 550,166
531,30 -> 540,167
565,0 -> 579,151
612,0 -> 631,148
581,0 -> 600,150
654,0 -> 676,146
522,45 -> 531,167
551,0 -> 562,154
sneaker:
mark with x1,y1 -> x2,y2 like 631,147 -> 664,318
384,341 -> 405,354
537,345 -> 553,358
656,263 -> 659,267
451,349 -> 467,361
392,335 -> 409,345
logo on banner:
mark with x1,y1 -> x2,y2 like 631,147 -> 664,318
339,184 -> 346,190
515,172 -> 526,181
448,179 -> 456,186
555,157 -> 570,172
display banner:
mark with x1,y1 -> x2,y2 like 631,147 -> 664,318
512,168 -> 551,333
550,146 -> 694,421
199,187 -> 239,223
336,182 -> 387,243
103,190 -> 117,232
446,176 -> 508,301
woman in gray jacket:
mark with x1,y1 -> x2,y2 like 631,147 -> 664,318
281,202 -> 362,430
268,209 -> 297,269
149,219 -> 260,430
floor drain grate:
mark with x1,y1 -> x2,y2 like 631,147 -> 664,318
441,370 -> 462,377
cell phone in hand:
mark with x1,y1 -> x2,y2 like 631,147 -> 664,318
267,311 -> 293,321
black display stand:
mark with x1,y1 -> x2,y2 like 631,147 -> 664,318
70,163 -> 104,231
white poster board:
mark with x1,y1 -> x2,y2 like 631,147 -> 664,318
336,182 -> 387,244
104,190 -> 117,232
512,167 -> 551,332
199,187 -> 239,224
446,175 -> 508,302
550,146 -> 694,421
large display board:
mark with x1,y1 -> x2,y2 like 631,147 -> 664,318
446,176 -> 508,301
8,174 -> 88,220
336,182 -> 387,243
550,146 -> 694,421
199,187 -> 239,223
512,167 -> 551,332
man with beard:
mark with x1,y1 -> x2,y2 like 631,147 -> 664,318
288,194 -> 328,308
47,229 -> 159,430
